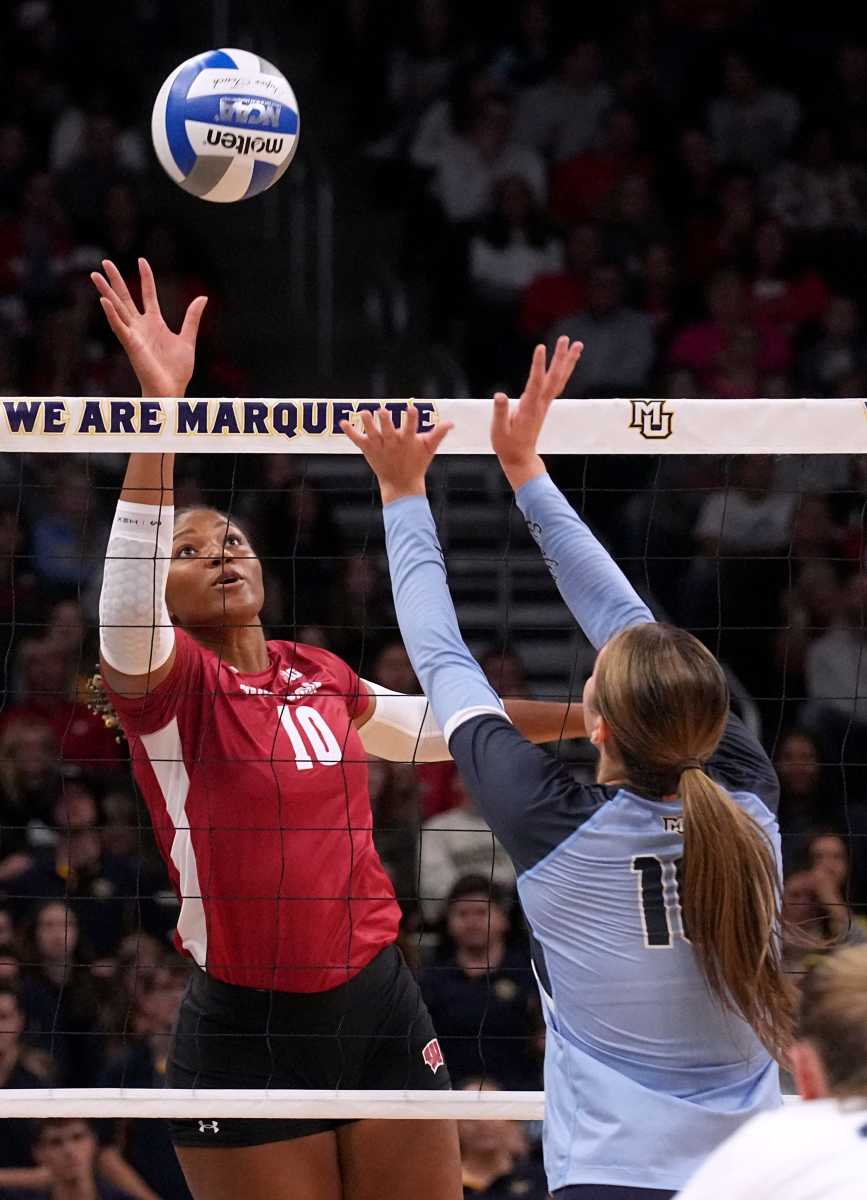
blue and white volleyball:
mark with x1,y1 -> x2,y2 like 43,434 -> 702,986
151,48 -> 300,203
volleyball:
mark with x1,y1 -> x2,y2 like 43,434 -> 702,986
151,48 -> 300,203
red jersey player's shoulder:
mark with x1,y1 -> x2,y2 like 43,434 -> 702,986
103,627 -> 214,736
268,640 -> 370,720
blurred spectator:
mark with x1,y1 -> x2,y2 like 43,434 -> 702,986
513,39 -> 614,163
0,980 -> 53,1171
478,645 -> 529,698
774,729 -> 845,854
18,901 -> 103,1085
519,221 -> 602,339
418,777 -> 516,923
781,863 -> 867,980
765,121 -> 867,235
709,51 -> 800,172
0,717 -> 60,855
244,458 -> 342,631
420,877 -> 542,1089
805,831 -> 867,931
0,776 -> 142,958
379,0 -> 460,158
798,294 -> 867,396
489,0 -> 553,90
98,964 -> 192,1200
1,1118 -> 137,1200
458,1080 -> 548,1198
805,572 -> 867,759
745,218 -> 830,334
603,173 -> 668,285
548,263 -> 655,397
368,758 -> 421,913
413,87 -> 546,225
466,175 -> 562,388
669,269 -> 791,392
370,638 -> 418,693
329,557 -> 395,659
1,635 -> 123,772
55,112 -> 138,240
549,106 -> 652,224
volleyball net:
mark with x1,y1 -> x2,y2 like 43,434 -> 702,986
0,393 -> 864,1122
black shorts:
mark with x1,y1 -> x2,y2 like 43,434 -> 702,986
168,945 -> 450,1148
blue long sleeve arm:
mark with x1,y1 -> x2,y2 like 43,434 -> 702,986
382,496 -> 507,740
515,472 -> 653,650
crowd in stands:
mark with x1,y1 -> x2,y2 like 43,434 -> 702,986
1,2 -> 867,1197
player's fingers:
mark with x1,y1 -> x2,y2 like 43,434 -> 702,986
492,392 -> 510,423
100,297 -> 135,347
424,419 -> 454,455
180,296 -> 208,344
90,273 -> 132,325
548,339 -> 584,398
403,404 -> 421,437
339,418 -> 367,451
523,344 -> 547,400
138,258 -> 163,317
360,409 -> 382,442
102,259 -> 139,318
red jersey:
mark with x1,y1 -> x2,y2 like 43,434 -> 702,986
106,630 -> 401,993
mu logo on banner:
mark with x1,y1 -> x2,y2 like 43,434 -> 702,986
629,399 -> 673,439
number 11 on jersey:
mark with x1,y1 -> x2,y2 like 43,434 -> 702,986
632,856 -> 691,948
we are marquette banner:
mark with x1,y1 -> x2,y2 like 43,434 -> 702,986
0,396 -> 864,454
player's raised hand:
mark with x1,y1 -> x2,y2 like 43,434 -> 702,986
340,405 -> 454,506
491,336 -> 583,491
90,257 -> 208,399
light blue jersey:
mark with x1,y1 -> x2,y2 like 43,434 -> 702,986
382,472 -> 783,1194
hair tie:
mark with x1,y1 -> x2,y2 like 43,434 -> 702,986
678,759 -> 704,775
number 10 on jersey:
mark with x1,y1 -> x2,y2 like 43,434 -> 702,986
279,705 -> 343,770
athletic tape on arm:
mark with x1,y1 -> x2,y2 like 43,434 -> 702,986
99,501 -> 175,674
357,682 -> 450,763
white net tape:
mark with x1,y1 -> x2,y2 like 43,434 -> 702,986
0,395 -> 862,454
0,1090 -> 799,1119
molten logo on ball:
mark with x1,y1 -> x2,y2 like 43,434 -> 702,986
422,1038 -> 445,1075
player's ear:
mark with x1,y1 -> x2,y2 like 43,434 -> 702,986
789,1039 -> 830,1100
589,714 -> 612,750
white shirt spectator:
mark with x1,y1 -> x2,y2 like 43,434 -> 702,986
549,307 -> 655,397
470,232 -> 562,302
418,806 -> 515,923
710,88 -> 800,172
694,490 -> 797,553
514,77 -> 614,162
806,626 -> 867,724
676,1099 -> 867,1199
411,101 -> 547,222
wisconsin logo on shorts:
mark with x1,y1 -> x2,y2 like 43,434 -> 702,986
422,1037 -> 445,1075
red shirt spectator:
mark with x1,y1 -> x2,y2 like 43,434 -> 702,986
519,222 -> 601,338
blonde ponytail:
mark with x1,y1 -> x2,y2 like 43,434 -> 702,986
679,767 -> 795,1058
594,623 -> 796,1060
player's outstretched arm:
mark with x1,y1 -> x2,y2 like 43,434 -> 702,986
354,679 -> 586,761
491,338 -> 653,650
342,407 -> 511,742
93,258 -> 207,698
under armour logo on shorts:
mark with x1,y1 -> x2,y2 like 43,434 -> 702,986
422,1038 -> 444,1074
198,1121 -> 220,1134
